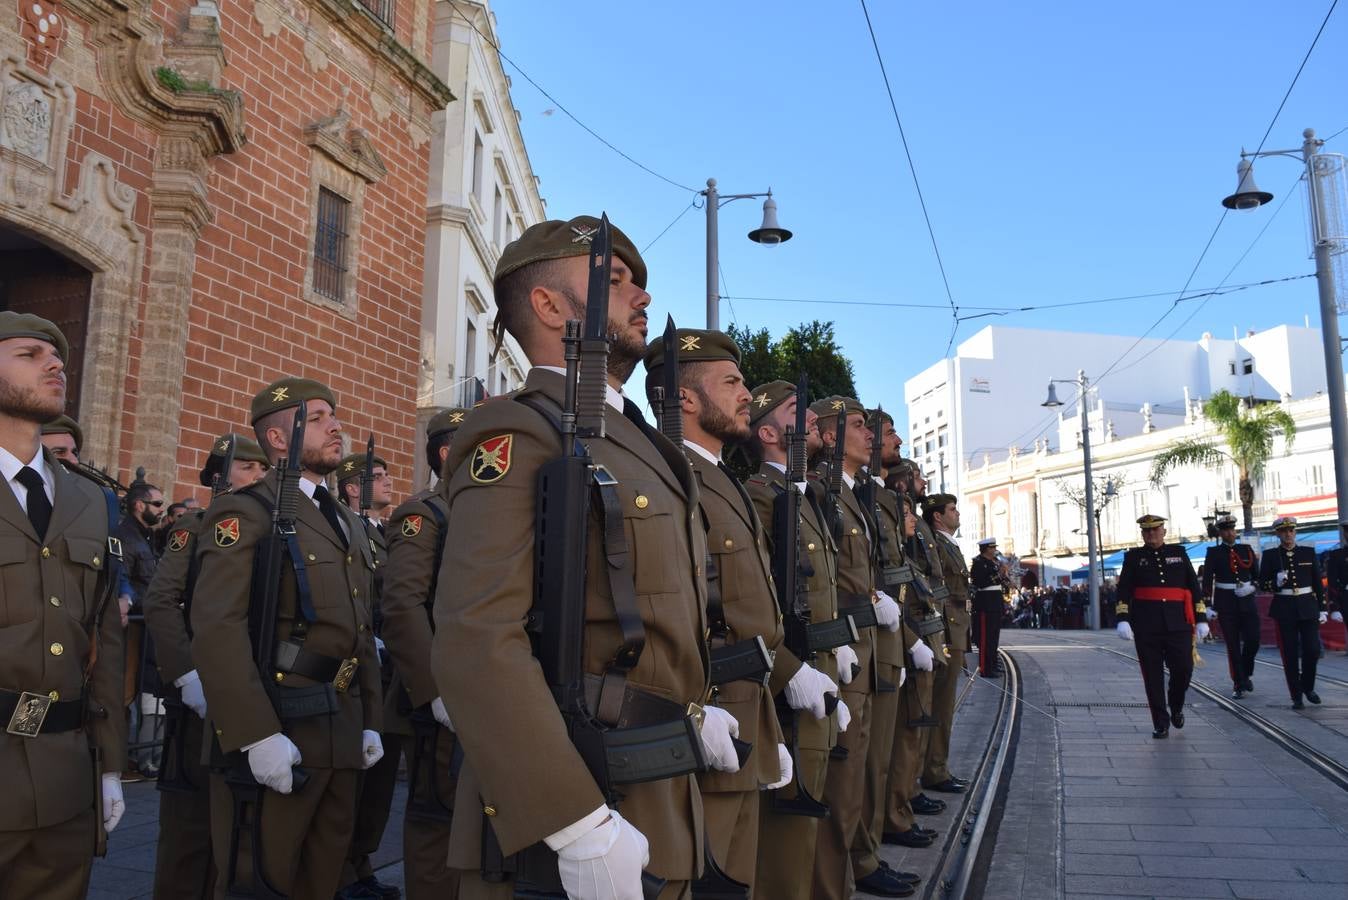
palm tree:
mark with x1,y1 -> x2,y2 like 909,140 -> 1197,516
1149,390 -> 1296,531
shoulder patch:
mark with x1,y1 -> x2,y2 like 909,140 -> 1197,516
215,517 -> 241,548
401,514 -> 423,537
470,434 -> 514,484
168,529 -> 191,552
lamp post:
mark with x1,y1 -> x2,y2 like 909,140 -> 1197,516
702,178 -> 793,329
1221,128 -> 1348,532
1044,370 -> 1101,629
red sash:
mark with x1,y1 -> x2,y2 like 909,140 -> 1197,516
1132,586 -> 1195,626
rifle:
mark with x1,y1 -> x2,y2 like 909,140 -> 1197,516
223,403 -> 315,900
358,436 -> 375,516
59,457 -> 128,494
495,215 -> 680,900
823,403 -> 848,543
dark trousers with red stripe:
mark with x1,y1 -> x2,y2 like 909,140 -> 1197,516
1133,627 -> 1193,730
1215,593 -> 1261,689
1273,617 -> 1320,700
975,608 -> 1002,675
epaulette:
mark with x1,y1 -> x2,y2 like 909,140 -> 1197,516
746,474 -> 770,486
805,471 -> 823,482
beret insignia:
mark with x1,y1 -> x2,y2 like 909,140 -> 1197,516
753,392 -> 771,408
215,517 -> 240,548
401,514 -> 423,537
168,529 -> 191,553
470,434 -> 513,484
679,335 -> 701,352
270,386 -> 289,403
449,411 -> 465,423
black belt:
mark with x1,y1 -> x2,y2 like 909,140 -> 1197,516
839,594 -> 878,629
274,642 -> 360,692
2,689 -> 83,737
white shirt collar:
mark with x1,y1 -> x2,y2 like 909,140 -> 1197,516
682,439 -> 721,466
536,366 -> 625,413
0,444 -> 51,494
763,460 -> 807,494
841,471 -> 856,489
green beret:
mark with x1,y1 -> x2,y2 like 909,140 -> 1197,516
809,396 -> 865,422
209,433 -> 268,465
250,377 -> 337,424
41,415 -> 83,452
495,215 -> 646,290
336,452 -> 389,482
921,492 -> 957,513
427,407 -> 472,439
0,310 -> 69,361
867,408 -> 894,428
642,328 -> 741,373
748,380 -> 797,426
895,459 -> 921,476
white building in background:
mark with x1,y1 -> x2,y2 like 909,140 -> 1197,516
904,323 -> 1327,502
417,0 -> 546,485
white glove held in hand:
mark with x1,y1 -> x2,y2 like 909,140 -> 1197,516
1206,607 -> 1218,620
1235,582 -> 1256,598
785,665 -> 839,719
101,773 -> 125,833
909,639 -> 935,672
174,669 -> 208,718
246,733 -> 302,794
1117,621 -> 1134,641
766,743 -> 793,790
361,730 -> 384,770
556,809 -> 650,900
431,696 -> 453,730
834,696 -> 852,732
835,645 -> 859,685
700,706 -> 741,773
874,591 -> 902,632
1332,611 -> 1344,623
1195,623 -> 1210,640
1319,611 -> 1329,626
1276,570 -> 1288,587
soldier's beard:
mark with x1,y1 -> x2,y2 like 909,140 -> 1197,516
607,319 -> 647,385
0,379 -> 64,423
693,386 -> 750,444
301,446 -> 340,476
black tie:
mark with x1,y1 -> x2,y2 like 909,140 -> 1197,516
717,461 -> 758,523
16,466 -> 51,539
313,485 -> 348,548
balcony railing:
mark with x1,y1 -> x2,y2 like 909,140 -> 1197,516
356,0 -> 395,30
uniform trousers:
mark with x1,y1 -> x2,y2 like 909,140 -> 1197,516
340,733 -> 402,887
810,678 -> 872,900
1214,593 -> 1261,689
702,788 -> 759,890
851,660 -> 901,882
755,741 -> 829,900
208,767 -> 358,900
403,725 -> 460,900
885,668 -> 933,834
974,608 -> 1003,675
1274,617 -> 1321,700
0,806 -> 95,900
1133,628 -> 1193,730
154,711 -> 215,899
922,649 -> 964,786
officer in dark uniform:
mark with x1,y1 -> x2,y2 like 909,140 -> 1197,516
1321,528 -> 1347,653
1115,514 -> 1207,738
1259,516 -> 1326,709
1201,514 -> 1260,699
969,538 -> 1006,677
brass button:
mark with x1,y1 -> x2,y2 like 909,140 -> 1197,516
635,495 -> 649,509
724,538 -> 734,549
308,554 -> 317,562
216,728 -> 224,736
347,555 -> 353,564
275,672 -> 285,683
41,547 -> 50,558
352,588 -> 360,597
696,565 -> 702,577
484,805 -> 497,817
851,527 -> 859,536
49,596 -> 60,607
49,690 -> 59,700
807,542 -> 817,551
359,624 -> 368,632
49,642 -> 64,656
92,556 -> 100,566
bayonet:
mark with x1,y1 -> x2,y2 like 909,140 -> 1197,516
825,402 -> 848,542
359,435 -> 375,516
575,213 -> 612,439
652,315 -> 683,445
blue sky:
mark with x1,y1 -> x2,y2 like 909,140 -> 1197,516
488,1 -> 1346,435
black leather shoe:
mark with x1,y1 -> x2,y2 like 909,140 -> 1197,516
1306,691 -> 1321,705
911,794 -> 946,815
877,861 -> 921,885
357,878 -> 401,900
1152,726 -> 1169,739
855,865 -> 916,897
913,825 -> 938,838
1292,696 -> 1305,710
1233,688 -> 1246,700
1242,678 -> 1254,692
925,778 -> 967,794
1171,710 -> 1185,729
882,827 -> 934,848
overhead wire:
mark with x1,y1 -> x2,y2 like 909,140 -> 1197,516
641,200 -> 696,254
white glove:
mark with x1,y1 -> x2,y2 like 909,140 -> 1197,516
1235,583 -> 1256,598
834,696 -> 852,732
361,730 -> 384,770
873,591 -> 901,632
699,706 -> 741,773
374,635 -> 387,654
1332,611 -> 1344,623
835,645 -> 859,685
1196,623 -> 1210,640
101,772 -> 125,833
174,669 -> 208,718
1276,571 -> 1288,587
555,809 -> 649,900
1117,621 -> 1134,641
1320,611 -> 1329,626
909,638 -> 935,672
431,696 -> 453,730
766,743 -> 793,790
784,665 -> 839,719
1206,608 -> 1218,620
246,733 -> 302,794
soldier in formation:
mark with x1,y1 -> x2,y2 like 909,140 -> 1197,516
1201,513 -> 1261,699
1260,516 -> 1326,709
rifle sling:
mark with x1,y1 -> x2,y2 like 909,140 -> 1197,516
238,490 -> 319,634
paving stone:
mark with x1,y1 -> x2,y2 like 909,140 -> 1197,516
1064,854 -> 1144,875
1065,874 -> 1235,897
1065,804 -> 1195,825
1141,855 -> 1305,881
1066,838 -> 1212,858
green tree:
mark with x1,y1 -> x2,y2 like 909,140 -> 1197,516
726,320 -> 857,399
1149,390 -> 1296,531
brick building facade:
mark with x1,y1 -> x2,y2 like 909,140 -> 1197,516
0,0 -> 452,497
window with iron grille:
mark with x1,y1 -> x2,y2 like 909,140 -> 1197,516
313,187 -> 350,302
356,0 -> 395,29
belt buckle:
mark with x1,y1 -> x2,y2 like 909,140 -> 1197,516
7,692 -> 52,737
333,658 -> 359,692
686,702 -> 705,730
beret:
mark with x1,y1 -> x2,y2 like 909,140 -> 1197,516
921,492 -> 957,513
427,407 -> 472,439
336,452 -> 389,482
642,327 -> 740,373
41,415 -> 83,452
495,215 -> 646,290
748,380 -> 797,426
210,433 -> 268,464
0,310 -> 68,361
250,377 -> 337,424
809,396 -> 865,421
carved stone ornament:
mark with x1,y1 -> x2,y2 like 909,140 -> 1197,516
19,0 -> 68,67
0,80 -> 53,161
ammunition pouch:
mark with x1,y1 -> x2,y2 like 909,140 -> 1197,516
581,675 -> 707,785
708,635 -> 774,686
915,611 -> 946,639
883,563 -> 915,591
839,594 -> 879,630
930,583 -> 951,602
804,615 -> 860,653
265,682 -> 340,721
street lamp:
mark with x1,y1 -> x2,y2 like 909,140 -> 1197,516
702,178 -> 793,329
1044,370 -> 1101,629
1221,128 -> 1348,533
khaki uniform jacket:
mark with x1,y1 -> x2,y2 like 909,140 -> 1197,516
380,490 -> 448,730
190,472 -> 381,769
871,485 -> 918,661
689,451 -> 789,792
143,509 -> 206,685
0,449 -> 125,829
810,471 -> 878,691
932,531 -> 972,653
745,463 -> 841,751
432,369 -> 710,880
359,517 -> 403,736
